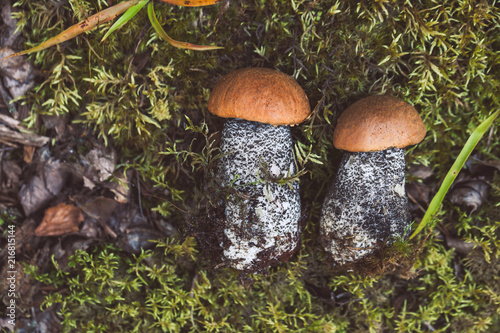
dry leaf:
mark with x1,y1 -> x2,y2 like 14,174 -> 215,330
408,164 -> 433,180
82,196 -> 119,222
0,47 -> 35,98
19,176 -> 53,216
122,228 -> 162,253
85,147 -> 117,182
83,176 -> 96,189
44,159 -> 67,195
450,177 -> 489,213
106,172 -> 131,203
19,159 -> 67,216
35,203 -> 84,237
2,160 -> 22,187
81,196 -> 119,238
110,181 -> 129,203
23,145 -> 35,164
438,224 -> 475,256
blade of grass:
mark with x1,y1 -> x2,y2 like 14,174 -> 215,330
147,2 -> 223,51
4,0 -> 141,59
101,0 -> 150,42
159,0 -> 222,7
409,110 -> 500,239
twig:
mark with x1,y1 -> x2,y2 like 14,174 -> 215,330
0,151 -> 3,186
0,82 -> 17,115
0,124 -> 49,147
0,113 -> 23,130
407,192 -> 427,214
137,171 -> 144,218
0,139 -> 17,147
126,22 -> 150,79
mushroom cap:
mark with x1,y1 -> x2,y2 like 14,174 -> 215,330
333,95 -> 426,152
208,68 -> 311,126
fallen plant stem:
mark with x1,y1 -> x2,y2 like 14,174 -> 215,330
4,0 -> 222,59
0,124 -> 49,147
159,0 -> 222,6
5,0 -> 141,59
147,2 -> 223,51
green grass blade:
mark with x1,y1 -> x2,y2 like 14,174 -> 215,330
101,0 -> 149,42
147,2 -> 223,51
409,110 -> 500,239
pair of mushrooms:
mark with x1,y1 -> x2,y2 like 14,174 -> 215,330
207,68 -> 426,271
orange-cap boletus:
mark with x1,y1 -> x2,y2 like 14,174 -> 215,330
320,95 -> 426,264
208,67 -> 311,272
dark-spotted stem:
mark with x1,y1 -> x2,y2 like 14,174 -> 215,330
320,147 -> 410,264
217,118 -> 301,271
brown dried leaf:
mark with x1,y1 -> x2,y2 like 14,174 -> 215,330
105,171 -> 132,203
438,224 -> 475,256
110,181 -> 129,203
1,160 -> 22,187
0,47 -> 35,98
482,160 -> 500,171
408,164 -> 433,180
82,196 -> 119,222
44,159 -> 66,195
35,203 -> 84,237
450,178 -> 489,213
85,146 -> 117,182
23,145 -> 35,164
19,159 -> 67,216
81,196 -> 119,238
19,176 -> 53,216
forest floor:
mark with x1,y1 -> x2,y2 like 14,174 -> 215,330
1,0 -> 500,332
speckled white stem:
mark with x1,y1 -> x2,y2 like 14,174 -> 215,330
217,118 -> 301,271
320,148 -> 410,264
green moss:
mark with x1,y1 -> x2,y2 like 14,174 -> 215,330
9,0 -> 500,331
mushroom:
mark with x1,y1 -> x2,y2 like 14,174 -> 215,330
208,68 -> 311,271
320,95 -> 426,264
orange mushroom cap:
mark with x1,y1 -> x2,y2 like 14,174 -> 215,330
333,95 -> 426,152
208,68 -> 311,126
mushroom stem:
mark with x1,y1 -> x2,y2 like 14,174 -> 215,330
320,147 -> 410,264
217,118 -> 301,271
